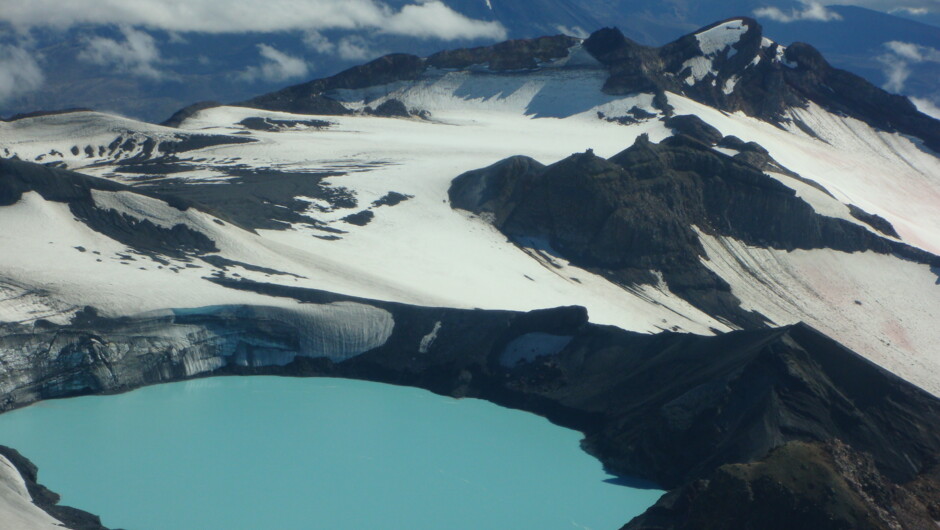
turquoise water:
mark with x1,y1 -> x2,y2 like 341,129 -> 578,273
0,377 -> 662,529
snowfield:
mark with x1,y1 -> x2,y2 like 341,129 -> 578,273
0,454 -> 64,530
1,63 -> 939,395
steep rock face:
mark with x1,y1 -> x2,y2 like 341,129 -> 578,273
450,134 -> 937,326
551,323 -> 940,487
583,18 -> 940,152
623,441 -> 940,530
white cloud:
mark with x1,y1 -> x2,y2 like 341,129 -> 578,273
381,1 -> 506,40
878,56 -> 912,92
336,36 -> 375,61
79,26 -> 165,79
239,44 -> 309,83
891,6 -> 931,15
884,41 -> 940,62
553,25 -> 589,39
877,41 -> 940,93
303,31 -> 336,55
0,45 -> 43,103
825,0 -> 937,12
304,31 -> 377,61
910,97 -> 940,120
0,0 -> 506,41
754,0 -> 843,22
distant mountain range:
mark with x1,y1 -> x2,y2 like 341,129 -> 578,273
1,1 -> 938,122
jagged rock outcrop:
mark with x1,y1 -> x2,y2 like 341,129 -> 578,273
450,134 -> 938,326
624,440 -> 940,530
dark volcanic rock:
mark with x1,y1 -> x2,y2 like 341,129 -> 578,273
341,210 -> 374,226
599,106 -> 657,125
133,164 -> 356,232
238,117 -> 331,132
663,115 -> 723,146
849,204 -> 901,238
450,135 -> 939,327
365,99 -> 411,118
623,440 -> 940,530
371,191 -> 412,207
427,35 -> 579,71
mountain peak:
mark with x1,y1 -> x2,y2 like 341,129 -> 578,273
691,17 -> 760,56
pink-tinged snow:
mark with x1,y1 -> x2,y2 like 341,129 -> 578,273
696,230 -> 940,396
668,95 -> 940,255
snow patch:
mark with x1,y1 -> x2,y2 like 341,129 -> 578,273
722,75 -> 740,95
681,56 -> 715,83
695,19 -> 748,56
419,320 -> 442,353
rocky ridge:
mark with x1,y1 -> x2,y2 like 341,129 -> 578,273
450,127 -> 939,327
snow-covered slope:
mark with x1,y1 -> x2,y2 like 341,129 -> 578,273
0,454 -> 64,530
1,19 -> 939,401
0,105 -> 730,337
